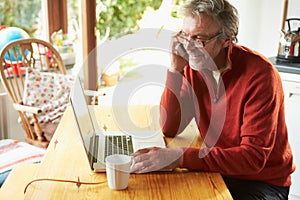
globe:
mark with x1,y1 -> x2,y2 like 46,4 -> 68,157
0,26 -> 30,61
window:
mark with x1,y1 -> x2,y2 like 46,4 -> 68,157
0,0 -> 41,37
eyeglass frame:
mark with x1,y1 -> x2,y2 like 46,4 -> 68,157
176,30 -> 223,47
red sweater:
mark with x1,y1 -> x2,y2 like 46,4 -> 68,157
160,43 -> 295,187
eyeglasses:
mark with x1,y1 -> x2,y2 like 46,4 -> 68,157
176,30 -> 223,47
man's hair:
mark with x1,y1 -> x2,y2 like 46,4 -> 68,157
181,0 -> 239,42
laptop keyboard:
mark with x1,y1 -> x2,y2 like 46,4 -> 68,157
104,135 -> 134,159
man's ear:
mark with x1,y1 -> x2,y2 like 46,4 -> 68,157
222,38 -> 231,48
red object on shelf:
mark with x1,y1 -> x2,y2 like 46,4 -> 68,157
0,25 -> 7,31
5,67 -> 26,76
3,61 -> 26,76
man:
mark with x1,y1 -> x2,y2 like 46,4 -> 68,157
130,0 -> 295,199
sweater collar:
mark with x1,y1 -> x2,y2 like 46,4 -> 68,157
226,43 -> 234,71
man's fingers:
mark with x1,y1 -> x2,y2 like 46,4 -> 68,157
131,147 -> 152,156
133,154 -> 149,162
130,160 -> 153,173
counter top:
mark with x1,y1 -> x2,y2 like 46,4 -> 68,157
269,57 -> 300,75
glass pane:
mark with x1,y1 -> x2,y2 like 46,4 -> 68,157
0,0 -> 41,37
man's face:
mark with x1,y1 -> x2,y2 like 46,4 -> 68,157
181,14 -> 226,69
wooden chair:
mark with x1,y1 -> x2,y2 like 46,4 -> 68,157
0,38 -> 68,148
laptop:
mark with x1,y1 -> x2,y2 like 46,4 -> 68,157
69,76 -> 166,172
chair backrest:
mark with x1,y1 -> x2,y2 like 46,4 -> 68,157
0,38 -> 66,104
0,38 -> 68,148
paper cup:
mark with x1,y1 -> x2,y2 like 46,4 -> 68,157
105,154 -> 131,190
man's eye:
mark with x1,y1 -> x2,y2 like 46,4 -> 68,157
195,36 -> 206,40
195,38 -> 205,43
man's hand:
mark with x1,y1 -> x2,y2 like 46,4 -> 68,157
130,147 -> 183,173
170,33 -> 189,72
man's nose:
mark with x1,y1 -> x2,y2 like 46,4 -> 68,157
186,34 -> 192,40
185,39 -> 195,51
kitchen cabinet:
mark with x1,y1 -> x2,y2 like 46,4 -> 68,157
280,72 -> 300,199
270,57 -> 300,199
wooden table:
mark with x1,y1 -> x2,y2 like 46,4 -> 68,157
0,105 -> 232,199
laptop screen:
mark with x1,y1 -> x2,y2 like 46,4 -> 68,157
69,76 -> 97,168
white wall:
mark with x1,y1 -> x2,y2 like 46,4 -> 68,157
228,0 -> 300,57
228,0 -> 284,57
287,0 -> 300,18
0,84 -> 25,141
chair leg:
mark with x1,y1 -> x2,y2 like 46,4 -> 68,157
25,135 -> 49,148
92,96 -> 98,105
19,112 -> 35,140
32,114 -> 47,142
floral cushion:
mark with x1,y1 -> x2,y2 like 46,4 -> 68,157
22,68 -> 75,123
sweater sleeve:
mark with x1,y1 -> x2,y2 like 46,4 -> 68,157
160,70 -> 195,137
181,66 -> 285,176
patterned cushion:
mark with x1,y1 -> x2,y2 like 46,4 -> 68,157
22,68 -> 75,123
